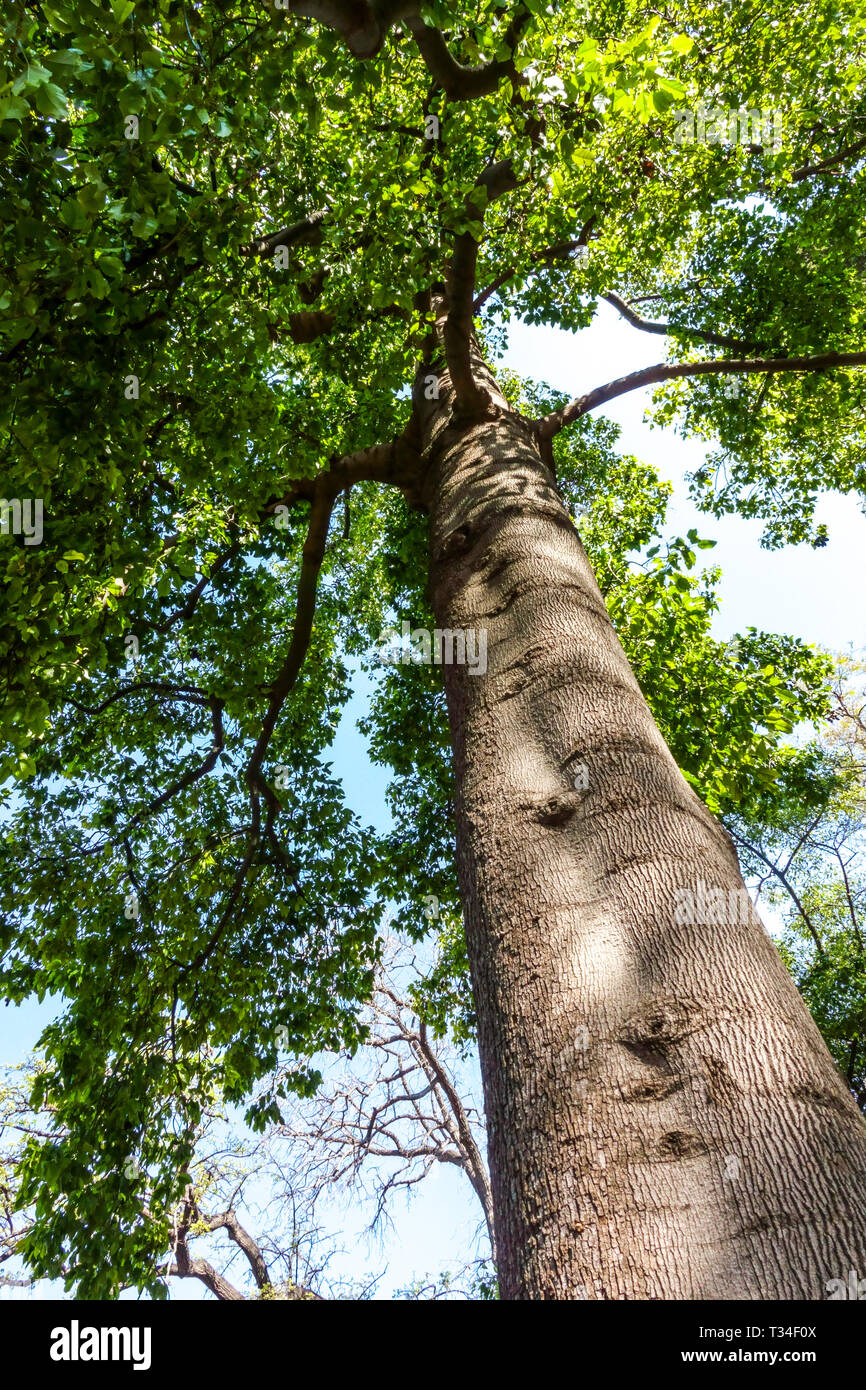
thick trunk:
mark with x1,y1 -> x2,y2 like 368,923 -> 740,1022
416,349 -> 866,1300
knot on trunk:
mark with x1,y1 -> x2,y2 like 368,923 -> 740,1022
618,999 -> 708,1057
435,525 -> 475,565
656,1130 -> 710,1160
520,792 -> 582,827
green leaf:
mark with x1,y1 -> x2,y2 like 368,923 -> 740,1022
33,84 -> 68,119
12,62 -> 52,93
0,96 -> 29,122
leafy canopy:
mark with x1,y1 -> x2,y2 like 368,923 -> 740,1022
1,0 -> 865,1295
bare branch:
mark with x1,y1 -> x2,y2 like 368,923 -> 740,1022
196,1207 -> 271,1289
602,291 -> 765,353
727,827 -> 827,960
277,939 -> 493,1257
412,1017 -> 496,1256
534,348 -> 866,440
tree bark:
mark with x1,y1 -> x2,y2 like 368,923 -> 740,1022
416,345 -> 866,1300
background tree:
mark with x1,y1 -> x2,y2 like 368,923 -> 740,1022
2,0 -> 866,1299
731,653 -> 866,1110
0,941 -> 493,1299
279,935 -> 495,1259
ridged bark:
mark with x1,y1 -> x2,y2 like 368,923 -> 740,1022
416,349 -> 866,1300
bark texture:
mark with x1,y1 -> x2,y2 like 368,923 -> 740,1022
416,346 -> 866,1300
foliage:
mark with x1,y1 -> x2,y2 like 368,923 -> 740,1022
1,0 -> 865,1293
730,656 -> 866,1107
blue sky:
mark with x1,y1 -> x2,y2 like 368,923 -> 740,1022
2,305 -> 864,1299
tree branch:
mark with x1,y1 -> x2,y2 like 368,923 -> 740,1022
446,159 -> 523,416
280,0 -> 531,84
786,135 -> 866,185
534,348 -> 866,440
197,1208 -> 271,1289
404,6 -> 531,101
281,1 -> 415,58
603,291 -> 765,353
473,223 -> 596,312
103,697 -> 225,849
243,477 -> 337,826
154,546 -> 241,634
170,1239 -> 246,1300
283,310 -> 337,344
726,827 -> 827,961
151,156 -> 203,199
412,1016 -> 496,1258
66,681 -> 211,718
247,210 -> 329,257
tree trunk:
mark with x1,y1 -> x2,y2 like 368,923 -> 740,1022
415,346 -> 866,1300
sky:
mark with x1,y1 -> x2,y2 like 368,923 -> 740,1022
503,301 -> 866,652
2,304 -> 865,1299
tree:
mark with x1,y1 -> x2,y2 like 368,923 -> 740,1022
1,942 -> 492,1299
2,0 -> 866,1299
731,652 -> 866,1110
279,936 -> 495,1260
